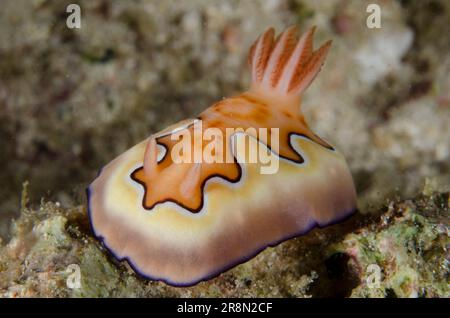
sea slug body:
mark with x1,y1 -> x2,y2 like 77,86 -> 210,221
87,25 -> 357,286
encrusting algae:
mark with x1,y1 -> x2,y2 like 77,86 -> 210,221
0,183 -> 447,297
0,0 -> 449,298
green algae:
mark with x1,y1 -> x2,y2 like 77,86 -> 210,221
0,185 -> 447,297
338,193 -> 449,297
0,0 -> 449,298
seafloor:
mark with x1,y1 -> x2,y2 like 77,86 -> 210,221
0,0 -> 448,297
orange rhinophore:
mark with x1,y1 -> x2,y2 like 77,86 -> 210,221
87,26 -> 357,286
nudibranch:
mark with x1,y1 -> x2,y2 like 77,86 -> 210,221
87,26 -> 357,286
